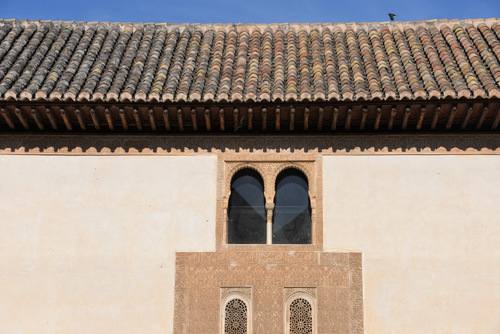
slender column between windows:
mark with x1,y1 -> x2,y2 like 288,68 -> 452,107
266,203 -> 274,245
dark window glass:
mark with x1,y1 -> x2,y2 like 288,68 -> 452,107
227,169 -> 266,244
273,169 -> 311,244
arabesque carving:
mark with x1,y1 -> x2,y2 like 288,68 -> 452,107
173,251 -> 363,334
221,288 -> 252,300
284,288 -> 317,300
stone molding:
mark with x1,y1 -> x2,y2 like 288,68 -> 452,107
0,133 -> 499,155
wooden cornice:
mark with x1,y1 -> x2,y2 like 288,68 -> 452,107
0,100 -> 499,134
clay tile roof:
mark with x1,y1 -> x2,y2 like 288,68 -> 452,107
0,18 -> 499,104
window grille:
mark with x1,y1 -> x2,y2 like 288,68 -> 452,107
289,298 -> 313,334
224,298 -> 248,334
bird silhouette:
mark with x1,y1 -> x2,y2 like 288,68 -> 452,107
388,13 -> 396,21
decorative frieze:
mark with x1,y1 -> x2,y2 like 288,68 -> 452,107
0,134 -> 499,155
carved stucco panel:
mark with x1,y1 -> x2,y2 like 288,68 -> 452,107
173,251 -> 363,334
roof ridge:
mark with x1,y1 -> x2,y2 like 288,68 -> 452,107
0,17 -> 499,31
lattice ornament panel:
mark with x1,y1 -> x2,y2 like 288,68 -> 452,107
289,298 -> 313,334
225,299 -> 248,334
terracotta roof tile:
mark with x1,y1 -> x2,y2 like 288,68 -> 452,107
285,29 -> 298,101
0,18 -> 499,103
271,28 -> 285,101
217,28 -> 237,102
189,29 -> 214,101
321,28 -> 341,100
202,29 -> 224,101
258,28 -> 273,101
147,29 -> 178,101
64,26 -> 106,101
368,28 -> 397,99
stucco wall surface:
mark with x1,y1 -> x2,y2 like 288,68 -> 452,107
323,155 -> 500,334
0,155 -> 217,333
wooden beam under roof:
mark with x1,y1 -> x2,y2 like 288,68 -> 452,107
86,106 -> 99,130
204,108 -> 211,131
416,105 -> 426,130
104,107 -> 115,130
160,107 -> 170,131
374,106 -> 382,131
304,107 -> 310,131
177,108 -> 184,131
233,108 -> 239,132
460,104 -> 473,130
446,105 -> 457,130
1,106 -> 15,129
431,105 -> 441,130
117,107 -> 128,130
331,107 -> 339,131
58,106 -> 72,131
275,106 -> 280,131
132,107 -> 142,131
219,107 -> 225,131
26,106 -> 44,130
317,107 -> 324,131
388,106 -> 397,130
14,106 -> 29,129
139,106 -> 154,131
191,108 -> 198,131
345,107 -> 352,131
261,107 -> 267,131
490,102 -> 500,130
475,103 -> 486,130
43,106 -> 58,130
247,107 -> 253,131
360,106 -> 367,130
402,106 -> 411,130
1,100 -> 500,133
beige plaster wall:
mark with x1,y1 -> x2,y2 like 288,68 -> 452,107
0,155 -> 217,333
323,155 -> 500,334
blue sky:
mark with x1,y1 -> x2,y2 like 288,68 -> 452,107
1,0 -> 499,24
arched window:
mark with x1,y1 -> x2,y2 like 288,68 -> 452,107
227,168 -> 266,244
221,291 -> 252,334
288,298 -> 313,334
285,291 -> 316,334
273,169 -> 311,244
224,298 -> 248,334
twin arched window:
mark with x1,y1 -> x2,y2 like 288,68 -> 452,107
227,168 -> 311,244
222,293 -> 315,334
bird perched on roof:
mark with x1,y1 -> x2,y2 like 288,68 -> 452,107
388,13 -> 396,21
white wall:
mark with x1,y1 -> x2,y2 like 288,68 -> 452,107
0,155 -> 217,333
2,153 -> 499,333
323,155 -> 500,333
